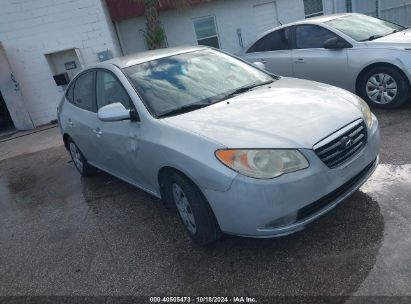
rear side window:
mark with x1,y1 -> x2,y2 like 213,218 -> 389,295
73,72 -> 94,111
247,28 -> 289,53
295,25 -> 337,49
65,83 -> 74,102
96,71 -> 132,110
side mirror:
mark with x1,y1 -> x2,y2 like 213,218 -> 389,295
98,102 -> 131,122
253,61 -> 266,70
323,37 -> 346,49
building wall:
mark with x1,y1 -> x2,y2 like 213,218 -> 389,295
0,0 -> 121,128
352,0 -> 411,26
117,0 -> 305,56
2,0 -> 409,129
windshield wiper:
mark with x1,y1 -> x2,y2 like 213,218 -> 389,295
360,34 -> 384,41
157,102 -> 210,118
217,80 -> 274,102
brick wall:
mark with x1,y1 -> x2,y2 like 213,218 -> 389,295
0,0 -> 121,127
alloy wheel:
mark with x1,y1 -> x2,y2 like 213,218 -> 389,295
366,73 -> 398,104
69,142 -> 83,173
172,183 -> 197,234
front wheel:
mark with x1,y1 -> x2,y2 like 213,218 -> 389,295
359,66 -> 410,109
163,172 -> 222,245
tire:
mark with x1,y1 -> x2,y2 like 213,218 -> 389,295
68,138 -> 97,177
162,171 -> 222,245
359,66 -> 410,109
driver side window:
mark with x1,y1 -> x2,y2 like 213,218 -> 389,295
96,71 -> 132,110
295,25 -> 338,49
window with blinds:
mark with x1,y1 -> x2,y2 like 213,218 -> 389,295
303,0 -> 324,18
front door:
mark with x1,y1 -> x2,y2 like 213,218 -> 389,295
291,24 -> 351,90
94,70 -> 143,185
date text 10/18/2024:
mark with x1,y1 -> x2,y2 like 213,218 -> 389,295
149,296 -> 257,303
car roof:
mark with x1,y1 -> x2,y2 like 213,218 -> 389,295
102,46 -> 206,69
293,13 -> 355,25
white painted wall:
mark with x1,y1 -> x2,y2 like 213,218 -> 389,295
2,0 -> 409,129
352,0 -> 411,26
381,1 -> 411,27
0,0 -> 121,128
117,0 -> 305,56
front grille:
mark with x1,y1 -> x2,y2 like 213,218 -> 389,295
314,120 -> 367,168
296,158 -> 377,222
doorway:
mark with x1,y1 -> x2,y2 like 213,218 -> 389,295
0,42 -> 34,130
0,90 -> 14,133
253,1 -> 279,35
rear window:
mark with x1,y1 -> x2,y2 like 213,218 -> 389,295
72,72 -> 95,112
65,82 -> 74,102
247,28 -> 290,53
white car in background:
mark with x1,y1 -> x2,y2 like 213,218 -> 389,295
242,13 -> 411,108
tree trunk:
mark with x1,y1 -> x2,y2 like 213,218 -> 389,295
144,0 -> 166,49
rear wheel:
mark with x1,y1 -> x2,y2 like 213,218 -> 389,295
68,139 -> 97,177
163,172 -> 222,245
359,66 -> 410,109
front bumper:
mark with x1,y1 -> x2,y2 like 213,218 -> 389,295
203,117 -> 380,237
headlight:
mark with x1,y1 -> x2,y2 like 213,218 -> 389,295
358,97 -> 373,129
215,149 -> 309,179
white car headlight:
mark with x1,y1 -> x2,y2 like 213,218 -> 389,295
358,97 -> 373,129
215,149 -> 309,179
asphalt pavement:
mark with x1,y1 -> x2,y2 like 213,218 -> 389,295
0,108 -> 410,299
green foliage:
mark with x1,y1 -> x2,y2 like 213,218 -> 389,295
133,0 -> 190,49
142,25 -> 167,50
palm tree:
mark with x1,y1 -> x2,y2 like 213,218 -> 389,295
134,0 -> 189,50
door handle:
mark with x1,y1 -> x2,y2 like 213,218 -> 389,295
260,59 -> 267,63
67,119 -> 73,127
93,128 -> 103,136
294,58 -> 305,63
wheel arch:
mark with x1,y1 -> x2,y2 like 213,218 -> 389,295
355,62 -> 410,95
157,165 -> 222,240
157,166 -> 208,208
158,166 -> 200,195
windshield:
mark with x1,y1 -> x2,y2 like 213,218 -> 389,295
325,14 -> 405,42
123,49 -> 273,117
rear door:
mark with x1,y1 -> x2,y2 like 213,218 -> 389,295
243,27 -> 293,76
291,24 -> 351,89
61,71 -> 100,163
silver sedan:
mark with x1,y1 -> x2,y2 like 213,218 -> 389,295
58,46 -> 380,245
242,13 -> 411,108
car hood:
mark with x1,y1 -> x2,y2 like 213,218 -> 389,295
369,28 -> 411,46
163,78 -> 363,149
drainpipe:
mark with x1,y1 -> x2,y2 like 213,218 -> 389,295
377,0 -> 382,17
